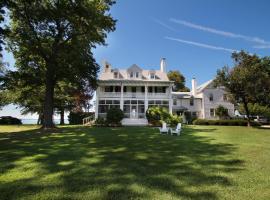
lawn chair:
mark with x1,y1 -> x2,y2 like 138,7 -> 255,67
170,123 -> 182,136
159,122 -> 169,134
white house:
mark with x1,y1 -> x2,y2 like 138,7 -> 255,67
95,59 -> 234,125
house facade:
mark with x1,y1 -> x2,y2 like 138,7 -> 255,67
95,59 -> 234,125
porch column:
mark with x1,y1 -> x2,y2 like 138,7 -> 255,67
169,85 -> 173,114
120,83 -> 124,110
95,87 -> 99,119
144,84 -> 148,117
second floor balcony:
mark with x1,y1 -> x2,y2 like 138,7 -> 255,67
99,91 -> 170,99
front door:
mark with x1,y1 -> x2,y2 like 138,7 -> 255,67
131,105 -> 137,118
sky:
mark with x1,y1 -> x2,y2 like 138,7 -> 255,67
1,0 -> 270,119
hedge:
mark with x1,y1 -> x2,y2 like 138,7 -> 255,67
193,119 -> 261,126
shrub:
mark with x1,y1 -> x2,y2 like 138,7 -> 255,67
94,117 -> 107,127
106,107 -> 124,126
0,116 -> 22,125
168,114 -> 183,127
146,107 -> 182,126
215,105 -> 229,119
68,112 -> 94,124
193,119 -> 261,126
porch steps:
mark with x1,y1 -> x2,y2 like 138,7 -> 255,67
121,118 -> 148,126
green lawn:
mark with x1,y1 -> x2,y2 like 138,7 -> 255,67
0,125 -> 269,200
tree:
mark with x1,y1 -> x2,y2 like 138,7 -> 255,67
167,70 -> 190,92
214,51 -> 270,126
215,105 -> 229,119
5,0 -> 116,129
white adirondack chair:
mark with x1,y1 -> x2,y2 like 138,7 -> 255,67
170,123 -> 182,136
159,122 -> 169,134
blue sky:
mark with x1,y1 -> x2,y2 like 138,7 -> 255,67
1,0 -> 270,119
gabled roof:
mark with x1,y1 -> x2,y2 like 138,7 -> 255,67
197,79 -> 214,93
127,64 -> 143,72
99,63 -> 170,82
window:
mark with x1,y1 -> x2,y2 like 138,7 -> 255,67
124,86 -> 127,92
209,93 -> 214,101
173,99 -> 177,105
150,73 -> 155,79
156,100 -> 162,105
136,72 -> 139,78
115,86 -> 121,92
131,87 -> 136,93
104,86 -> 113,92
138,100 -> 144,104
210,108 -> 215,117
162,101 -> 169,105
130,72 -> 134,78
141,86 -> 145,93
162,87 -> 166,93
113,100 -> 120,104
190,97 -> 194,106
114,72 -> 118,79
223,94 -> 228,101
148,87 -> 153,93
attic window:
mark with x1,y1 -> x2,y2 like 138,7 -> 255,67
130,72 -> 134,78
114,72 -> 118,79
150,73 -> 155,79
136,72 -> 139,78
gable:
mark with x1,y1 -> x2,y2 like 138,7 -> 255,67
127,64 -> 143,72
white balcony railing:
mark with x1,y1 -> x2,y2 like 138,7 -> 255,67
99,92 -> 169,99
148,92 -> 169,99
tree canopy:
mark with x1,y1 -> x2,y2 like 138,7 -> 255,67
167,70 -> 190,92
3,0 -> 116,128
214,50 -> 270,126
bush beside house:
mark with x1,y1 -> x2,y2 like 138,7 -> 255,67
193,119 -> 261,126
146,107 -> 182,126
94,107 -> 124,127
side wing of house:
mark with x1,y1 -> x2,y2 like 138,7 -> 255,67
198,81 -> 235,119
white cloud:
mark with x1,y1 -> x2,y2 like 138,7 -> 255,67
165,36 -> 239,53
170,18 -> 270,48
152,18 -> 177,32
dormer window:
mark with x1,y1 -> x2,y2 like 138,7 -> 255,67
136,72 -> 139,78
150,73 -> 155,79
114,72 -> 118,79
130,72 -> 134,78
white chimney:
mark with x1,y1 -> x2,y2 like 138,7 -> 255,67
102,60 -> 111,73
191,77 -> 197,96
160,58 -> 166,72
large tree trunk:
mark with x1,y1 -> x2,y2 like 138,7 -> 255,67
243,100 -> 251,127
60,108 -> 65,125
43,67 -> 55,129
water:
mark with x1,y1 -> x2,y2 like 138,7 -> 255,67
21,119 -> 69,125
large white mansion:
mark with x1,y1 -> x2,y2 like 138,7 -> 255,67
95,59 -> 234,125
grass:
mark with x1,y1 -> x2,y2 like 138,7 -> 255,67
0,125 -> 269,200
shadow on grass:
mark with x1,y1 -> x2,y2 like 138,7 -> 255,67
0,126 -> 244,200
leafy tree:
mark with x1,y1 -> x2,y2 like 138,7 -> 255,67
167,70 -> 190,92
5,0 -> 116,128
214,51 -> 270,126
215,105 -> 228,119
